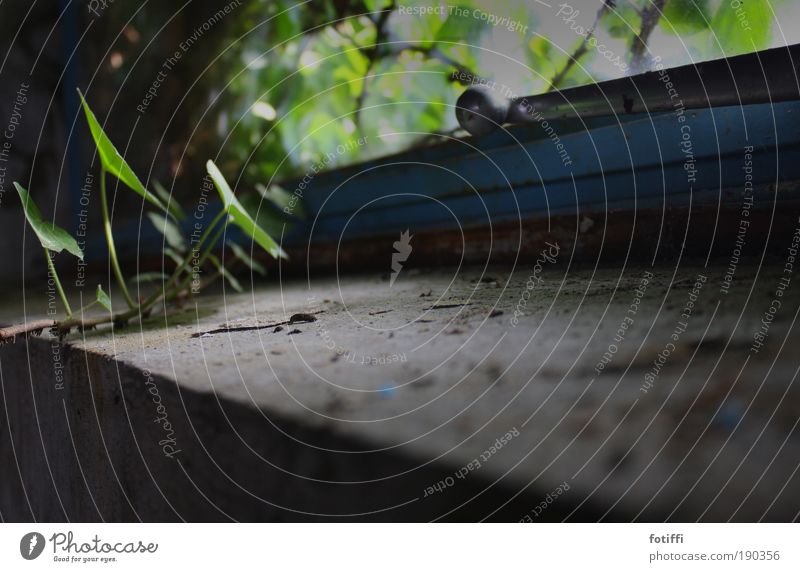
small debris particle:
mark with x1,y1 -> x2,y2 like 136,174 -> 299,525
489,310 -> 504,318
419,289 -> 433,297
273,326 -> 284,333
369,309 -> 392,315
287,329 -> 302,335
289,313 -> 316,324
270,350 -> 282,355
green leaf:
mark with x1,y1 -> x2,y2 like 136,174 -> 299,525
435,11 -> 485,44
661,0 -> 710,36
208,253 -> 244,293
239,192 -> 295,238
147,212 -> 186,253
524,36 -> 558,85
397,4 -> 446,49
255,182 -> 306,219
153,180 -> 186,220
270,9 -> 301,46
163,247 -> 185,268
602,4 -> 642,39
709,0 -> 771,54
15,182 -> 83,260
364,0 -> 393,11
95,284 -> 112,312
206,160 -> 287,260
227,239 -> 267,276
77,90 -> 170,215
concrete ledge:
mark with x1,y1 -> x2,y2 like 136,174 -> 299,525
2,263 -> 800,521
0,340 -> 563,521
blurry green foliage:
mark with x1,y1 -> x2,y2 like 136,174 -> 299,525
708,0 -> 774,55
192,0 -> 782,193
661,0 -> 711,36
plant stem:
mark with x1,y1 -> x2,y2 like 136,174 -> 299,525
77,299 -> 99,314
57,301 -> 140,333
107,208 -> 227,321
170,217 -> 227,298
163,208 -> 227,288
0,319 -> 56,342
33,209 -> 230,336
548,0 -> 611,91
54,231 -> 225,335
100,167 -> 137,309
630,0 -> 666,73
45,249 -> 72,317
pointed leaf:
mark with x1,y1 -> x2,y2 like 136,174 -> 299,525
147,212 -> 186,253
163,247 -> 185,267
240,192 -> 296,237
255,182 -> 306,219
15,183 -> 83,260
208,253 -> 244,293
227,239 -> 267,276
153,180 -> 186,220
77,90 -> 169,215
95,284 -> 112,312
206,160 -> 287,260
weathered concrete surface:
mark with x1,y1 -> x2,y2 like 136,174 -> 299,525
2,261 -> 800,521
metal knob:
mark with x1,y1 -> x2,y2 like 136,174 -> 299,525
454,85 -> 511,137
